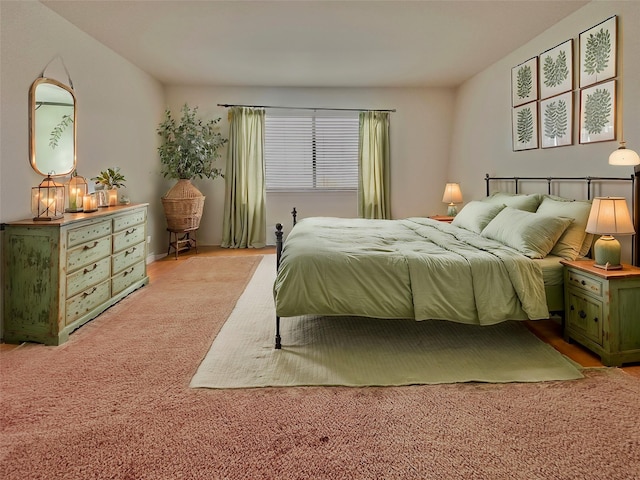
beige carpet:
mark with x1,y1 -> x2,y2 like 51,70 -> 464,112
191,255 -> 583,388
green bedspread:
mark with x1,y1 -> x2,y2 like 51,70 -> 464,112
273,217 -> 550,324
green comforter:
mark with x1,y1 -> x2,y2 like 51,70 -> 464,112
273,217 -> 550,324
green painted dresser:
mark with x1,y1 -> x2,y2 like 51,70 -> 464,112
3,204 -> 149,345
561,259 -> 640,366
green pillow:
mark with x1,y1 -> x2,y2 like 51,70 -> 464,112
452,201 -> 506,234
481,207 -> 573,258
482,192 -> 541,212
536,195 -> 592,260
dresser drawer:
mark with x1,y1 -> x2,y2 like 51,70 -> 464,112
67,236 -> 111,273
67,220 -> 112,248
112,242 -> 145,274
566,291 -> 603,346
113,209 -> 146,232
66,256 -> 111,298
567,269 -> 602,297
112,261 -> 146,295
113,224 -> 145,253
65,280 -> 111,325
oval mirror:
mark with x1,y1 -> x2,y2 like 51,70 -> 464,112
29,77 -> 77,176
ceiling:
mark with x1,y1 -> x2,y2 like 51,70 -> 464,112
42,0 -> 589,88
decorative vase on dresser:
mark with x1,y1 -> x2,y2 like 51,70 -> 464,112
2,204 -> 149,345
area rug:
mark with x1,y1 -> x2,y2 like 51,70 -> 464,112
191,255 -> 583,388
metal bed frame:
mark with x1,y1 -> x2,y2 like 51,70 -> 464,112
273,170 -> 640,349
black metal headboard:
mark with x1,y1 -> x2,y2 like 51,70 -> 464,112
484,173 -> 638,266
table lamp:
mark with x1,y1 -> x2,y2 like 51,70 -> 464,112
442,183 -> 463,216
585,197 -> 636,270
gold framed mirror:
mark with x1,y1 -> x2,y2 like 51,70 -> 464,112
29,77 -> 77,176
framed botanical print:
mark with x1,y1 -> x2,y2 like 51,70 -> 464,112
579,16 -> 617,88
512,101 -> 539,151
511,57 -> 538,107
540,92 -> 573,148
579,80 -> 615,144
539,39 -> 573,100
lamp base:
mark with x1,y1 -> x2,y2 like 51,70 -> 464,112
447,204 -> 458,216
592,235 -> 622,270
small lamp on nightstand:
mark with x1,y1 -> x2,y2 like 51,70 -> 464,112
585,197 -> 636,270
442,183 -> 463,216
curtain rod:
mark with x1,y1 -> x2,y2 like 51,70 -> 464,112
217,103 -> 396,113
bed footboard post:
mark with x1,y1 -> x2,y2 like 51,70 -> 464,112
275,316 -> 282,349
275,223 -> 284,349
275,223 -> 283,270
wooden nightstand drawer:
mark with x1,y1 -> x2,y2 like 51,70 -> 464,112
566,291 -> 603,346
112,242 -> 145,274
567,269 -> 602,297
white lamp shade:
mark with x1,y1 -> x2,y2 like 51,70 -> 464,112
442,183 -> 463,204
585,197 -> 636,235
609,143 -> 640,166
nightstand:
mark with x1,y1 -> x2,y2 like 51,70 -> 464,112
429,215 -> 454,223
561,260 -> 640,366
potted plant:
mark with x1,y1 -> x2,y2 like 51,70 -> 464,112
157,104 -> 227,231
92,167 -> 126,207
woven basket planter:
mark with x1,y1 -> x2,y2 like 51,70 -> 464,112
161,179 -> 205,231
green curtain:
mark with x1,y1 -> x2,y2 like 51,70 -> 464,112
221,107 -> 266,248
358,111 -> 391,219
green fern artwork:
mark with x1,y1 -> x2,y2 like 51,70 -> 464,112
517,107 -> 534,143
583,88 -> 611,135
516,65 -> 533,99
583,28 -> 611,76
544,99 -> 568,140
543,50 -> 569,88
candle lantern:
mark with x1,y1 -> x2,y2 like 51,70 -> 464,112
64,171 -> 88,212
83,193 -> 98,213
31,175 -> 65,221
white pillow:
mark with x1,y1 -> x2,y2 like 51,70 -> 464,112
481,207 -> 573,258
452,201 -> 506,234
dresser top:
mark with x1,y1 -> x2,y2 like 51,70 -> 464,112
4,203 -> 148,228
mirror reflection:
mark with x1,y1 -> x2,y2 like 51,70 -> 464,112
30,77 -> 76,176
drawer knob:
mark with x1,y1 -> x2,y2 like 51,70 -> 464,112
123,267 -> 135,277
594,317 -> 598,323
82,287 -> 97,298
581,280 -> 586,286
125,228 -> 136,236
83,263 -> 98,274
579,310 -> 587,319
83,241 -> 99,250
570,305 -> 575,311
125,247 -> 137,256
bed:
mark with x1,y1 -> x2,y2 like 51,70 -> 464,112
272,174 -> 638,349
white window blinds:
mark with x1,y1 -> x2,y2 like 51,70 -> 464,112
265,110 -> 359,191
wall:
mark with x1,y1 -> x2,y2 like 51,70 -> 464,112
0,1 -> 165,252
0,1 -> 165,339
163,85 -> 456,244
449,1 -> 640,261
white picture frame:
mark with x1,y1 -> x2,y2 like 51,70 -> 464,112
540,92 -> 573,148
511,57 -> 538,107
579,16 -> 617,88
579,80 -> 616,144
539,39 -> 573,100
512,101 -> 539,151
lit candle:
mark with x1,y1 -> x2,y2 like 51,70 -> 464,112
69,187 -> 78,210
82,195 -> 93,211
108,190 -> 118,207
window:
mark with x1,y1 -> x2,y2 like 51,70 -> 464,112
265,110 -> 359,191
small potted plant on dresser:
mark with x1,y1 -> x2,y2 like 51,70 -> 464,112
91,167 -> 127,207
157,103 -> 227,232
